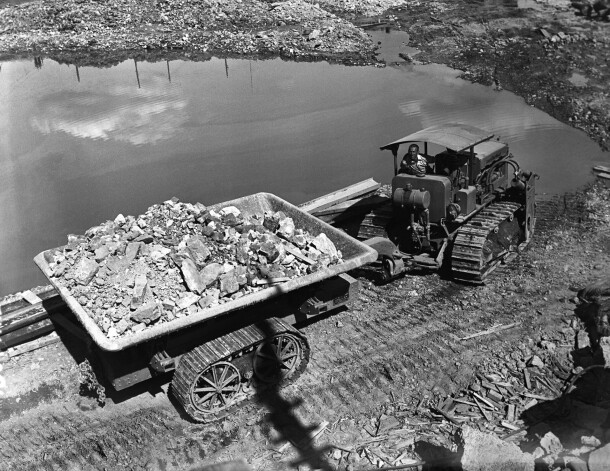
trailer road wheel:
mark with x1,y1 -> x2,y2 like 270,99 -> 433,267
253,334 -> 302,383
189,361 -> 241,414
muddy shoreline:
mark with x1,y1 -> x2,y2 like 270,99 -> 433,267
1,0 -> 609,151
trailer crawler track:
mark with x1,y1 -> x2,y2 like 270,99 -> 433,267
450,201 -> 525,283
171,318 -> 310,423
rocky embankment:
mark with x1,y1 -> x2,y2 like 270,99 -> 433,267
394,0 -> 610,151
0,0 -> 381,64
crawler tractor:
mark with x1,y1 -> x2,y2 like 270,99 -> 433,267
360,123 -> 537,283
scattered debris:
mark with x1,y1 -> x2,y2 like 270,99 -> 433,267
460,426 -> 534,471
459,322 -> 519,341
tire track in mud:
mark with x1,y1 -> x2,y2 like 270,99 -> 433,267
0,407 -> 185,470
287,299 -> 513,421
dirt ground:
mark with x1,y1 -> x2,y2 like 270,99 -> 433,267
1,186 -> 610,470
2,0 -> 610,469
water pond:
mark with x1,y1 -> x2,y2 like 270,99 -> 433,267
1,35 -> 608,296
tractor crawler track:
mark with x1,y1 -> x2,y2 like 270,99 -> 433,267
171,318 -> 310,423
451,201 -> 524,283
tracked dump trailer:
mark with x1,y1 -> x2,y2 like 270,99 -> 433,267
34,193 -> 377,422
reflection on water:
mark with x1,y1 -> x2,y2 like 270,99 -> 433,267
469,0 -> 544,9
0,52 -> 608,296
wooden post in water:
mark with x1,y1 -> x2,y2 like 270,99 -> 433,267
75,64 -> 80,83
134,59 -> 141,88
225,58 -> 229,78
167,60 -> 171,83
249,61 -> 253,91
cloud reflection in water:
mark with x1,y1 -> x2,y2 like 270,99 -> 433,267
30,80 -> 187,146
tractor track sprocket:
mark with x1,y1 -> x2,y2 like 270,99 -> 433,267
171,318 -> 310,423
450,201 -> 525,283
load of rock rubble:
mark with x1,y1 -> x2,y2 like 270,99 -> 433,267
44,197 -> 342,339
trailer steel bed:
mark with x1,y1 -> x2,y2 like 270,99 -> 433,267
34,192 -> 378,352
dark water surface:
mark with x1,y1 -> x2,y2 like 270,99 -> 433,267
1,44 -> 608,296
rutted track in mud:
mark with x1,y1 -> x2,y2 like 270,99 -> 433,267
0,197 -> 583,469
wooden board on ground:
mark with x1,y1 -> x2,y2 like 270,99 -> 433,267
7,332 -> 60,358
311,195 -> 389,224
593,165 -> 610,174
0,318 -> 55,350
299,178 -> 380,214
0,285 -> 59,316
1,295 -> 65,334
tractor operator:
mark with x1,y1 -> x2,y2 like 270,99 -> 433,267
399,144 -> 428,177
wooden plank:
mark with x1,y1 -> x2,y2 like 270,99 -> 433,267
7,332 -> 60,358
593,165 -> 610,173
0,286 -> 59,316
596,172 -> 610,181
523,368 -> 532,390
284,244 -> 315,265
0,318 -> 55,350
299,178 -> 380,214
311,195 -> 388,217
1,296 -> 65,334
2,305 -> 52,335
20,290 -> 43,305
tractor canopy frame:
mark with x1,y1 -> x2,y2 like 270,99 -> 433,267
380,123 -> 495,176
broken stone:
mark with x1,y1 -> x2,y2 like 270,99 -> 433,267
94,245 -> 110,263
460,426 -> 534,471
220,206 -> 240,217
220,274 -> 240,296
186,237 -> 211,266
263,211 -> 280,232
532,447 -> 545,459
52,260 -> 70,277
581,435 -> 601,447
149,245 -> 170,261
527,355 -> 544,368
309,29 -> 320,40
110,308 -> 122,321
200,262 -> 224,287
161,299 -> 175,311
589,443 -> 610,471
131,273 -> 148,310
135,233 -> 153,244
278,216 -> 295,239
181,258 -> 205,294
125,242 -> 142,264
73,257 -> 99,285
576,330 -> 590,349
312,233 -> 338,259
540,431 -> 563,455
563,456 -> 588,471
115,318 -> 131,335
259,241 -> 280,262
177,292 -> 200,310
198,289 -> 220,309
131,302 -> 161,325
